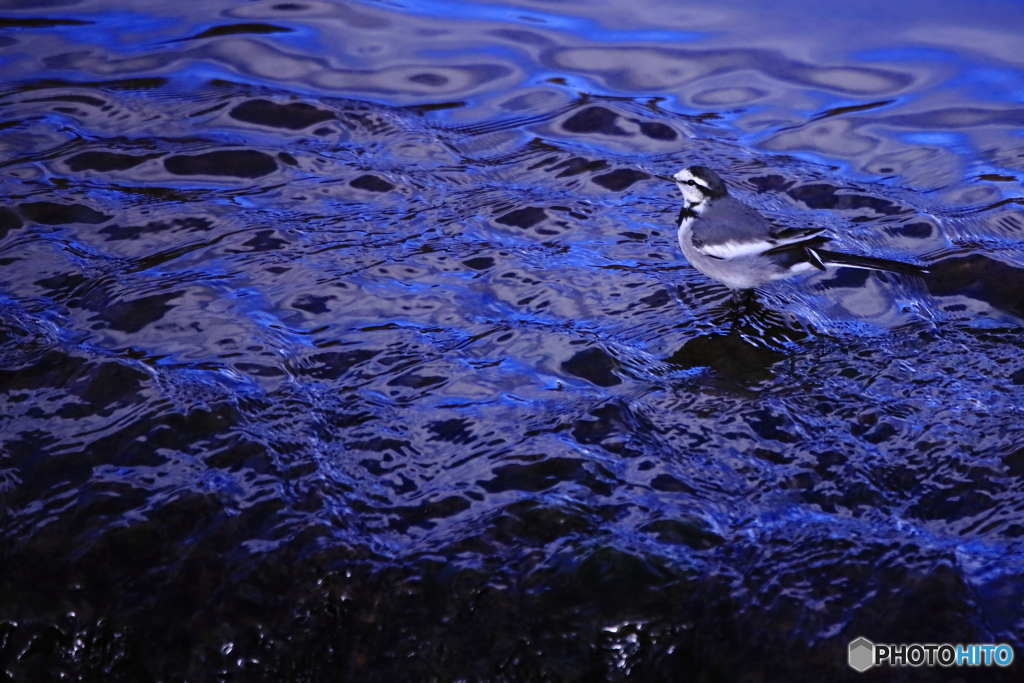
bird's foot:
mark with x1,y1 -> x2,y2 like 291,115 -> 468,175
731,288 -> 761,313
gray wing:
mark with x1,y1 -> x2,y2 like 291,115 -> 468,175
690,195 -> 826,256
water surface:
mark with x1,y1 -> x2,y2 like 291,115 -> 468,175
2,0 -> 1024,680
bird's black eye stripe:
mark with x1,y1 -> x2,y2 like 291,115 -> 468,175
684,179 -> 696,186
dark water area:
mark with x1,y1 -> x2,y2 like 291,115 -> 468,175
2,0 -> 1024,680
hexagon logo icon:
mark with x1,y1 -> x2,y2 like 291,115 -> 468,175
848,637 -> 875,672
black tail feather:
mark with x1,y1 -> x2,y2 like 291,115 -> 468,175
811,248 -> 930,276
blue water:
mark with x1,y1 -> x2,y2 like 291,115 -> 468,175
2,1 -> 1024,680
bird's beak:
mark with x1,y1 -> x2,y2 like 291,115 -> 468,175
655,174 -> 677,184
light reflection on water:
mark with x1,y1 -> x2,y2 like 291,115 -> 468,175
1,0 -> 1024,680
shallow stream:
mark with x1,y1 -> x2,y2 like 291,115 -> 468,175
2,1 -> 1024,680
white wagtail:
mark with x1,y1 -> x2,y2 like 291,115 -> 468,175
665,166 -> 929,296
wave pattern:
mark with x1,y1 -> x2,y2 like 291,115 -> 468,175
2,3 -> 1024,681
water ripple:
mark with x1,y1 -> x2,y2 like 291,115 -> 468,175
3,1 -> 1024,680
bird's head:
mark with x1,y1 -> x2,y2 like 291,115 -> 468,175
671,166 -> 729,205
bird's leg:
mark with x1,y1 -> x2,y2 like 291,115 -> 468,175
724,288 -> 749,332
731,288 -> 758,311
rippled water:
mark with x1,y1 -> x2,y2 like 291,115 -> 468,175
2,1 -> 1024,680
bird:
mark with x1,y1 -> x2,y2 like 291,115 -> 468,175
665,166 -> 929,299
